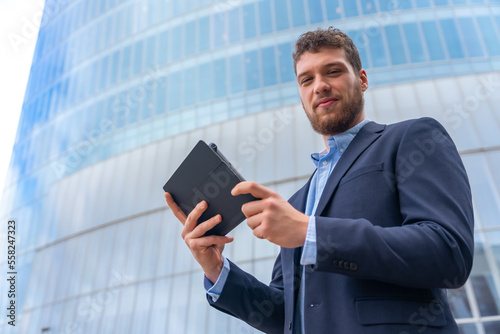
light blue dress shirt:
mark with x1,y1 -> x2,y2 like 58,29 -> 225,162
205,120 -> 371,316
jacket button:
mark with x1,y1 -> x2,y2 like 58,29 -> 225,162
350,262 -> 358,271
333,260 -> 339,268
343,261 -> 350,269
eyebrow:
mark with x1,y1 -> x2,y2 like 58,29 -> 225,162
296,62 -> 347,81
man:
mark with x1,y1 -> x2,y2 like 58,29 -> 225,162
165,27 -> 474,333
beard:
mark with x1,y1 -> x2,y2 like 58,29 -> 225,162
305,86 -> 364,136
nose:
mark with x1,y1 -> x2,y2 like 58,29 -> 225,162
314,77 -> 330,94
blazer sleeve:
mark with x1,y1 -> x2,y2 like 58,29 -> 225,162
207,252 -> 285,334
313,117 -> 474,289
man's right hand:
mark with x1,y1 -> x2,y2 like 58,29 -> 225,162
164,192 -> 233,283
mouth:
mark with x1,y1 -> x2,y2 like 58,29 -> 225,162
316,97 -> 338,109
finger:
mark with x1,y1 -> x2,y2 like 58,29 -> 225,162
189,214 -> 223,239
165,192 -> 187,224
184,200 -> 208,233
246,213 -> 263,230
186,235 -> 234,249
231,181 -> 274,199
241,200 -> 265,218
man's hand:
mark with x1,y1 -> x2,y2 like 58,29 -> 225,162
232,181 -> 309,248
164,192 -> 233,283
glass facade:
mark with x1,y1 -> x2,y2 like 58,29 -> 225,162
1,0 -> 500,333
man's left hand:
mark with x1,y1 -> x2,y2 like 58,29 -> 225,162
232,181 -> 309,248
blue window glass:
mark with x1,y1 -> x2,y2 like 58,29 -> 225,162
184,21 -> 196,56
110,50 -> 119,85
440,19 -> 465,59
228,8 -> 241,43
133,40 -> 143,76
452,0 -> 467,4
155,77 -> 167,115
274,0 -> 290,30
198,17 -> 210,52
291,0 -> 306,27
214,13 -> 226,47
141,82 -> 154,120
421,21 -> 446,61
402,23 -> 427,63
127,87 -> 138,124
360,0 -> 377,15
259,0 -> 273,35
434,0 -> 449,5
367,27 -> 388,67
469,0 -> 485,3
458,17 -> 484,58
385,25 -> 407,65
167,71 -> 181,111
183,67 -> 196,107
325,0 -> 341,20
99,56 -> 109,90
308,0 -> 324,23
157,31 -> 168,65
261,46 -> 277,87
348,29 -> 370,68
198,63 -> 211,102
245,50 -> 260,90
243,4 -> 257,39
213,58 -> 227,98
145,35 -> 156,70
278,43 -> 295,83
229,54 -> 244,94
343,0 -> 359,17
170,26 -> 182,61
477,17 -> 500,56
415,0 -> 431,7
120,45 -> 131,81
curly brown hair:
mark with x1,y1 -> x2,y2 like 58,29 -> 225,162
293,27 -> 362,75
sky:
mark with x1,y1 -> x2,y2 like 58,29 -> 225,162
0,0 -> 44,203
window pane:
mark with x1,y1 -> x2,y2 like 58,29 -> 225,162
349,29 -> 370,68
261,46 -> 277,87
213,12 -> 226,47
368,27 -> 388,67
157,30 -> 168,65
133,40 -> 143,76
308,0 -> 324,23
198,17 -> 210,52
167,71 -> 181,111
184,21 -> 196,56
170,25 -> 182,61
228,7 -> 241,42
155,77 -> 167,115
183,67 -> 196,107
360,0 -> 377,15
259,0 -> 273,35
434,0 -> 449,5
291,0 -> 306,27
120,45 -> 131,80
245,50 -> 260,90
403,23 -> 427,63
458,17 -> 484,58
343,0 -> 359,17
385,25 -> 407,65
440,19 -> 465,59
243,3 -> 257,39
198,63 -> 211,102
448,285 -> 473,318
421,21 -> 446,61
274,0 -> 290,30
278,42 -> 295,83
325,0 -> 341,20
415,0 -> 432,7
213,58 -> 227,98
229,54 -> 244,94
477,17 -> 500,56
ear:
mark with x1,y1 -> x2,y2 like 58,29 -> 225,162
359,69 -> 369,92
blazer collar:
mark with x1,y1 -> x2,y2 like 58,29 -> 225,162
315,121 -> 385,216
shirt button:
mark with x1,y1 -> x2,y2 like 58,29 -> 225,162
322,161 -> 327,166
339,148 -> 344,152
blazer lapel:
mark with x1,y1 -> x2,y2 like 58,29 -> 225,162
315,121 -> 386,216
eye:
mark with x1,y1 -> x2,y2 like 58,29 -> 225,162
328,69 -> 340,75
301,78 -> 312,86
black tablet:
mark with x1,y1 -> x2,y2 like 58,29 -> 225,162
163,140 -> 257,236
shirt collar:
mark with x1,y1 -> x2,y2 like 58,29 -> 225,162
311,119 -> 370,161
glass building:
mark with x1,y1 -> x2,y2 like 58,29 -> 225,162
1,0 -> 500,333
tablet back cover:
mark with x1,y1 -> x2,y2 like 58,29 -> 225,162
163,140 -> 256,236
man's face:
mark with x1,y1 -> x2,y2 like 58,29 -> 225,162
296,47 -> 369,136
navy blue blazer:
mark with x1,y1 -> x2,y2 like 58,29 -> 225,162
208,118 -> 474,334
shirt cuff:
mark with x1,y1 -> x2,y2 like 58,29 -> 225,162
204,256 -> 230,302
300,216 -> 317,265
